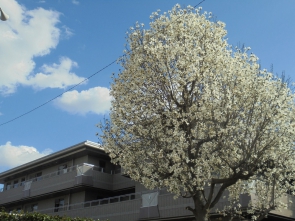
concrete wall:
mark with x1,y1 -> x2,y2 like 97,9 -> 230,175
30,170 -> 76,197
0,168 -> 134,205
70,191 -> 85,204
3,157 -> 89,190
6,191 -> 85,213
88,155 -> 114,173
6,190 -> 295,221
37,194 -> 70,211
74,155 -> 88,165
135,182 -> 148,193
45,197 -> 142,221
85,190 -> 99,202
92,170 -> 113,190
41,160 -> 73,175
112,174 -> 135,191
4,177 -> 26,191
87,155 -> 100,166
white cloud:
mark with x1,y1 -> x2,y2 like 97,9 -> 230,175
62,25 -> 74,39
72,0 -> 79,5
54,87 -> 112,115
0,142 -> 52,169
0,0 -> 82,94
25,57 -> 85,90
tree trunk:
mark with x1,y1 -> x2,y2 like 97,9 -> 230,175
194,210 -> 207,221
192,195 -> 208,221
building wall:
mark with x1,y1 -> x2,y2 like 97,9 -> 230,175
88,155 -> 114,173
41,160 -> 73,175
87,155 -> 99,166
3,156 -> 92,190
74,155 -> 88,165
6,191 -> 85,213
135,182 -> 148,193
70,191 -> 86,205
1,143 -> 294,221
37,194 -> 70,211
43,197 -> 142,221
85,190 -> 101,202
113,174 -> 135,191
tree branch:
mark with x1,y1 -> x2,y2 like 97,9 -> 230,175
186,206 -> 197,216
205,183 -> 215,208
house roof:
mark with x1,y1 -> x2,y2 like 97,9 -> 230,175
0,141 -> 105,183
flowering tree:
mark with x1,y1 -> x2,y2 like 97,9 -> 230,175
100,5 -> 295,221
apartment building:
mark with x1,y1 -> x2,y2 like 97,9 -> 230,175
0,141 -> 294,221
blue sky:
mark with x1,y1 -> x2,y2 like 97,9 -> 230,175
0,0 -> 294,172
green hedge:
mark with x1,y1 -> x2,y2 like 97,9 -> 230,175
0,210 -> 108,221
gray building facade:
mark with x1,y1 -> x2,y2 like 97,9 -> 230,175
0,141 -> 294,221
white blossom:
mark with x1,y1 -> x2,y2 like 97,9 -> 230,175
100,5 -> 295,221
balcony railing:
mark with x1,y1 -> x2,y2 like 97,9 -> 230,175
36,192 -> 140,214
0,164 -> 122,192
4,188 -> 295,221
0,164 -> 131,205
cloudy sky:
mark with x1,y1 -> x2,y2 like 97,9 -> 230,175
0,0 -> 294,173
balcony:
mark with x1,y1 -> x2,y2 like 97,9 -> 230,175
29,191 -> 295,221
0,164 -> 133,205
36,192 -> 141,221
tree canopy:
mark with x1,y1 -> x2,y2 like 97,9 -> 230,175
100,5 -> 295,221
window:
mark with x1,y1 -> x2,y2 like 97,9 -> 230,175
99,160 -> 106,172
34,172 -> 42,181
54,198 -> 65,212
20,177 -> 26,186
6,182 -> 11,190
57,164 -> 67,175
16,207 -> 21,213
13,180 -> 19,188
31,204 -> 38,211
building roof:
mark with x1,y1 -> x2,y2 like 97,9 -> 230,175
0,141 -> 105,183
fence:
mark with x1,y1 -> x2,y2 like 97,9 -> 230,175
0,163 -> 121,192
35,192 -> 140,214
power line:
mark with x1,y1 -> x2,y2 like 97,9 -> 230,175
0,60 -> 116,127
0,0 -> 206,127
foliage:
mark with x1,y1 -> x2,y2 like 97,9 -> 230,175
100,4 -> 295,221
0,208 -> 107,221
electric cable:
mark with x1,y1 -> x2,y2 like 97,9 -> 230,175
0,0 -> 206,127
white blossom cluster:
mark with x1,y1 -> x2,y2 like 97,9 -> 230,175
100,4 -> 295,220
